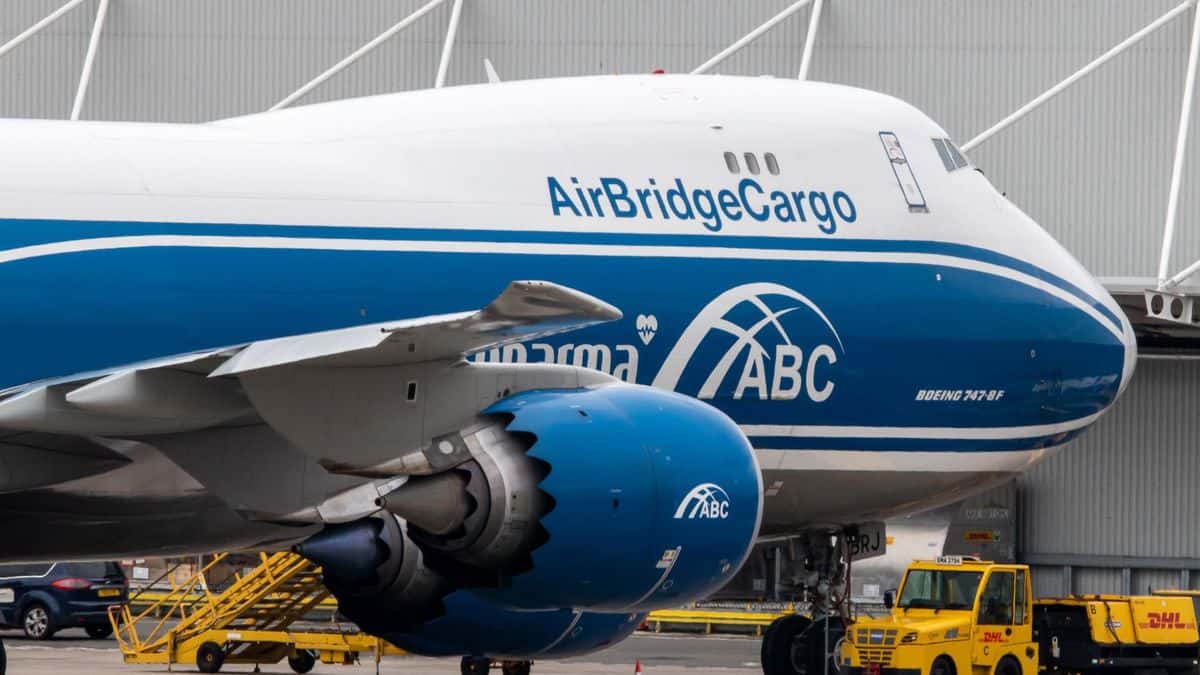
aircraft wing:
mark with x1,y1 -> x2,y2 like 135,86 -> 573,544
0,280 -> 621,437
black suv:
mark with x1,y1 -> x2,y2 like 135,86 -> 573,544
0,561 -> 127,639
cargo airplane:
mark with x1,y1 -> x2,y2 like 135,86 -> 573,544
0,74 -> 1134,675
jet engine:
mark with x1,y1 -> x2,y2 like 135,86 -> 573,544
297,383 -> 761,647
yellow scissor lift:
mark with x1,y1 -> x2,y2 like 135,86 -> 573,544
108,551 -> 401,673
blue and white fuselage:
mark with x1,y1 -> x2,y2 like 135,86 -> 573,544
0,74 -> 1132,547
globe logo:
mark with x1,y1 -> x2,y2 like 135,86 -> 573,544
652,283 -> 844,402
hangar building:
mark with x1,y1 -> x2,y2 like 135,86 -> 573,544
2,0 -> 1198,597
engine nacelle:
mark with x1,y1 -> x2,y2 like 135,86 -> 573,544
380,591 -> 645,659
472,384 -> 762,611
298,383 -> 762,640
296,514 -> 447,633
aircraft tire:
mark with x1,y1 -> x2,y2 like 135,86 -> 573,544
502,660 -> 532,675
762,614 -> 816,675
461,656 -> 490,674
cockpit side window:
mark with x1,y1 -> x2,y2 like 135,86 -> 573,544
946,141 -> 969,169
933,138 -> 970,171
932,138 -> 956,171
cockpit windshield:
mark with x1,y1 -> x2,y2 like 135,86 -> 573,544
897,569 -> 982,610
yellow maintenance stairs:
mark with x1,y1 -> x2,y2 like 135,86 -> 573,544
108,551 -> 400,673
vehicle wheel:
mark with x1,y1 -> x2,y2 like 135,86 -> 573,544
502,660 -> 532,675
461,655 -> 491,674
995,656 -> 1020,675
21,604 -> 55,640
288,649 -> 317,673
762,614 -> 822,675
85,624 -> 113,639
0,635 -> 7,675
932,656 -> 956,675
196,641 -> 225,674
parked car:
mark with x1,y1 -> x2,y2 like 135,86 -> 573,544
0,561 -> 127,639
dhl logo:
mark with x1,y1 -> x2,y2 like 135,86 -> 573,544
1141,612 -> 1193,630
980,632 -> 1007,643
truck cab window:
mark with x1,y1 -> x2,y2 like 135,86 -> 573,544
1015,570 -> 1026,624
978,571 -> 1014,625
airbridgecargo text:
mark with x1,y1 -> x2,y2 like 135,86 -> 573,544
547,176 -> 857,234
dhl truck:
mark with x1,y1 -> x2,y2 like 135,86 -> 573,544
840,557 -> 1200,675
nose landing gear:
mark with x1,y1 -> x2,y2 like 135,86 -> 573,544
762,614 -> 843,675
460,656 -> 533,675
760,530 -> 852,675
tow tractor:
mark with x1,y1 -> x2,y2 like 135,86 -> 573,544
841,557 -> 1200,675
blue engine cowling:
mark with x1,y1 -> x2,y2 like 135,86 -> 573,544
475,384 -> 762,611
380,591 -> 645,659
297,383 -> 761,657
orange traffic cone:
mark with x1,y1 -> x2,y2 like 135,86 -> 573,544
635,659 -> 643,674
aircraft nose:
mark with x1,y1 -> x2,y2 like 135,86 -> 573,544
1027,260 -> 1135,425
1077,273 -> 1137,404
1112,291 -> 1137,398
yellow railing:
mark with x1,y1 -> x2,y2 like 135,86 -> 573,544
108,552 -> 235,655
108,551 -> 330,659
645,609 -> 790,635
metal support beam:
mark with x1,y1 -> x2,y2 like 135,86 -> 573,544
270,0 -> 450,111
692,0 -> 814,75
1158,3 -> 1200,286
962,0 -> 1196,153
434,0 -> 464,88
1161,253 -> 1200,290
70,0 -> 108,121
797,0 -> 824,80
0,0 -> 90,61
1026,552 -> 1200,571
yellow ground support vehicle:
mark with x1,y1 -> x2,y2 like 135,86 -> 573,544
1034,591 -> 1200,674
840,557 -> 1200,675
109,552 -> 402,673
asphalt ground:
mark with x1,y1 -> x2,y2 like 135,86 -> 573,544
1,628 -> 762,674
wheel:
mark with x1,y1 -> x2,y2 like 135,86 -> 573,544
21,603 -> 55,640
995,656 -> 1020,675
762,615 -> 839,675
85,624 -> 113,639
461,656 -> 491,674
0,635 -> 7,675
288,649 -> 317,674
502,660 -> 532,675
762,616 -> 788,674
762,615 -> 816,675
932,656 -> 956,675
196,641 -> 225,674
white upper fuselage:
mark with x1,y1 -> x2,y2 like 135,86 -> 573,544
0,75 -> 1135,542
0,74 -> 1130,295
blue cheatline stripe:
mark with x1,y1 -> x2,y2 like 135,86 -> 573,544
0,216 -> 1122,331
747,429 -> 1083,453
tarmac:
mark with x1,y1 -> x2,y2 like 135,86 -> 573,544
3,628 -> 762,674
